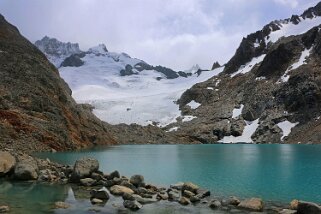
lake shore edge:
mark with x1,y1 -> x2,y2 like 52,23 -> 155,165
0,149 -> 320,214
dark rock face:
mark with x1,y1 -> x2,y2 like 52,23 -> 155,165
211,61 -> 221,70
120,64 -> 136,76
0,14 -> 116,152
60,53 -> 84,67
153,66 -> 179,79
297,201 -> 321,214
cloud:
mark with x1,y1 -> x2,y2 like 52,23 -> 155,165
0,0 -> 313,70
273,0 -> 299,8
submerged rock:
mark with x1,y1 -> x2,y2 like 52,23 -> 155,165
54,201 -> 70,209
209,200 -> 222,209
238,198 -> 264,211
123,200 -> 143,211
0,152 -> 16,176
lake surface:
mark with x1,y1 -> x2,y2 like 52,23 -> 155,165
35,144 -> 321,203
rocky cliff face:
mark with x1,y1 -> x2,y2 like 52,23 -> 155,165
35,36 -> 81,67
0,14 -> 117,152
172,3 -> 321,144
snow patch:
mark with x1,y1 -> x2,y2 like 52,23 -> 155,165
218,119 -> 260,144
232,104 -> 244,119
280,48 -> 312,82
207,87 -> 214,90
182,115 -> 197,122
231,55 -> 266,77
266,16 -> 321,44
277,120 -> 299,141
88,44 -> 108,54
167,127 -> 179,132
255,76 -> 266,81
187,100 -> 201,109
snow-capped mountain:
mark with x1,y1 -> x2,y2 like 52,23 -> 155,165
175,2 -> 321,144
35,36 -> 81,67
35,38 -> 220,126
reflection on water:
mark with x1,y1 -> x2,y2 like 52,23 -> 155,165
34,144 -> 321,203
0,181 -> 69,214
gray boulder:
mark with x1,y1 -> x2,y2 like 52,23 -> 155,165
90,188 -> 109,200
70,158 -> 99,182
0,151 -> 16,176
123,200 -> 143,211
14,156 -> 38,180
238,198 -> 263,212
182,182 -> 199,194
80,178 -> 96,186
209,200 -> 222,209
130,175 -> 145,187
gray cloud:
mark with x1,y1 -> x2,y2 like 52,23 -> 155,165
0,0 -> 319,70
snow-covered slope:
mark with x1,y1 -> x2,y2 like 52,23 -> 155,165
35,37 -> 222,126
60,51 -> 223,126
35,36 -> 81,67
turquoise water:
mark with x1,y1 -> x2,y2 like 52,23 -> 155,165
35,144 -> 321,203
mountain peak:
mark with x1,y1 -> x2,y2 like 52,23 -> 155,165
88,44 -> 108,54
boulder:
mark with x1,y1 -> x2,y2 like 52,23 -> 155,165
182,182 -> 199,194
130,175 -> 145,187
90,188 -> 109,200
0,152 -> 16,176
132,194 -> 157,204
122,193 -> 135,201
231,119 -> 246,136
107,170 -> 120,180
190,195 -> 201,203
183,190 -> 195,198
228,196 -> 241,206
196,188 -> 211,198
80,178 -> 96,186
157,193 -> 169,200
238,198 -> 264,212
0,206 -> 9,213
290,199 -> 299,210
90,198 -> 104,204
54,201 -> 70,209
14,157 -> 38,180
168,190 -> 180,201
123,200 -> 143,211
170,182 -> 184,190
209,200 -> 222,209
120,181 -> 136,191
179,197 -> 190,206
110,185 -> 134,196
70,158 -> 99,182
297,201 -> 321,214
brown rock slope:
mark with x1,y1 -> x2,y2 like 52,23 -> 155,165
0,14 -> 117,152
172,4 -> 321,144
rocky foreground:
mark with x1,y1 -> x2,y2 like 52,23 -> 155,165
0,150 -> 320,214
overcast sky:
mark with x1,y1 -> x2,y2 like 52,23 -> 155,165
0,0 -> 319,70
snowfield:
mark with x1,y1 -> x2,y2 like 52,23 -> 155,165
59,48 -> 224,126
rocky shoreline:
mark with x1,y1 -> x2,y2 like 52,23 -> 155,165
0,150 -> 320,214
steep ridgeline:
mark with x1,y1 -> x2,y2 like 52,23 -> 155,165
174,2 -> 321,144
35,37 -> 216,127
0,14 -> 117,152
35,36 -> 81,67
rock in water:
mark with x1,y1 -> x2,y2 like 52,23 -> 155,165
70,158 -> 99,182
130,175 -> 145,187
297,201 -> 321,214
123,200 -> 143,211
0,152 -> 16,176
54,202 -> 70,209
182,182 -> 199,194
90,188 -> 109,200
238,198 -> 264,211
209,200 -> 222,209
110,185 -> 134,196
0,206 -> 10,213
14,156 -> 38,180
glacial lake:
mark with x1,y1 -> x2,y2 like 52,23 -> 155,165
36,144 -> 321,203
2,144 -> 321,214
